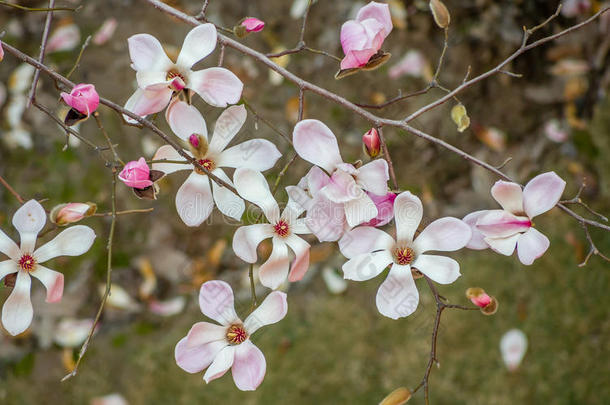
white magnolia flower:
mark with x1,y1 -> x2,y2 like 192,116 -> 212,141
232,169 -> 312,290
0,200 -> 95,335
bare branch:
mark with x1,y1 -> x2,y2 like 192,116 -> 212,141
27,0 -> 55,108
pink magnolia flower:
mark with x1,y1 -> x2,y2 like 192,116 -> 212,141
93,18 -> 118,46
292,119 -> 389,240
362,127 -> 381,158
46,23 -> 81,53
0,200 -> 96,335
340,1 -> 393,70
232,169 -> 311,289
175,280 -> 287,390
241,17 -> 265,33
124,24 -> 243,122
153,103 -> 281,226
363,191 -> 396,227
464,172 -> 566,265
60,84 -> 99,116
339,191 -> 471,319
119,157 -> 153,189
50,202 -> 97,226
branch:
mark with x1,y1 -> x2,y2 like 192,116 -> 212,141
27,0 -> 55,108
0,175 -> 25,204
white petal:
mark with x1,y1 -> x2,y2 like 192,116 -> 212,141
232,224 -> 274,263
516,228 -> 550,265
211,169 -> 245,220
291,218 -> 311,234
244,291 -> 287,335
127,33 -> 173,72
0,229 -> 20,260
123,87 -> 173,123
413,217 -> 471,254
209,105 -> 247,154
282,186 -> 308,223
30,265 -> 64,302
152,145 -> 190,175
189,67 -> 243,108
2,270 -> 33,336
233,168 -> 280,223
284,234 -> 310,282
203,345 -> 235,383
339,227 -> 395,259
413,254 -> 460,284
218,139 -> 282,171
522,171 -> 566,218
175,172 -> 214,227
184,321 -> 227,348
198,280 -> 240,326
177,24 -> 217,69
292,120 -> 343,173
232,341 -> 266,391
259,238 -> 290,290
342,250 -> 393,281
175,336 -> 228,374
12,199 -> 46,253
356,159 -> 389,196
166,99 -> 207,142
462,210 -> 490,250
0,260 -> 18,280
344,192 -> 378,227
393,191 -> 423,244
376,264 -> 419,319
484,234 -> 521,256
136,70 -> 171,90
491,180 -> 524,215
500,329 -> 528,371
33,225 -> 95,263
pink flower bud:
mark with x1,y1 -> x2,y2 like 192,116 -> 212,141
170,77 -> 186,92
50,202 -> 97,226
363,128 -> 381,158
119,157 -> 153,189
466,287 -> 498,315
60,83 -> 100,116
470,292 -> 492,308
241,17 -> 265,33
189,134 -> 200,148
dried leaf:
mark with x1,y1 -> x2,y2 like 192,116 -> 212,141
451,104 -> 470,132
379,387 -> 411,405
429,0 -> 450,29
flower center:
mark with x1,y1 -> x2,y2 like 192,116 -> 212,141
166,70 -> 187,91
18,254 -> 36,271
226,324 -> 248,345
273,220 -> 290,238
394,247 -> 415,266
194,158 -> 215,174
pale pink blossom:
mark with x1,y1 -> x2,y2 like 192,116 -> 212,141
0,200 -> 96,335
292,119 -> 389,240
46,23 -> 81,53
464,172 -> 566,265
124,24 -> 243,122
544,119 -> 569,143
152,103 -> 281,226
50,202 -> 96,226
175,280 -> 287,391
340,1 -> 393,69
362,127 -> 381,158
339,191 -> 471,319
363,191 -> 396,227
388,50 -> 428,79
118,157 -> 153,189
53,318 -> 96,348
60,83 -> 99,116
232,169 -> 311,289
561,0 -> 591,18
93,18 -> 118,46
241,18 -> 265,33
500,329 -> 527,371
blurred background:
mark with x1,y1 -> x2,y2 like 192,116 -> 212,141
0,0 -> 609,404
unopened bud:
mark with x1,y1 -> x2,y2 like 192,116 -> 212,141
379,387 -> 411,405
429,0 -> 451,29
466,287 -> 498,315
451,103 -> 470,132
50,202 -> 97,226
363,128 -> 381,158
187,133 -> 209,158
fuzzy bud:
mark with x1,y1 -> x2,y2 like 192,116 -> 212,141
451,103 -> 470,132
50,202 -> 97,226
429,0 -> 451,29
363,128 -> 381,158
379,387 -> 411,405
466,287 -> 498,315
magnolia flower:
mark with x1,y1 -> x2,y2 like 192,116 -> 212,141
293,119 -> 389,240
124,24 -> 243,122
241,18 -> 265,33
362,127 -> 381,158
119,158 -> 153,189
93,18 -> 118,46
175,280 -> 287,391
500,329 -> 527,371
153,103 -> 281,226
340,1 -> 393,69
232,169 -> 311,289
339,191 -> 471,319
46,23 -> 81,53
464,172 -> 566,265
561,0 -> 591,18
388,50 -> 430,79
0,200 -> 96,335
60,83 -> 99,116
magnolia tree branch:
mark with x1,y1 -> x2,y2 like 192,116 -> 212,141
0,175 -> 25,204
27,0 -> 55,108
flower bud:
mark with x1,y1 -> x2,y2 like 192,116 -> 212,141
379,387 -> 411,405
187,133 -> 209,158
429,0 -> 450,29
234,17 -> 265,38
50,202 -> 97,226
363,128 -> 381,158
60,83 -> 99,116
119,157 -> 153,189
466,287 -> 498,315
451,103 -> 470,132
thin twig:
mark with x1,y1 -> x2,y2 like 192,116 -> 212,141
242,99 -> 292,145
0,1 -> 77,12
66,35 -> 92,79
578,223 -> 610,267
27,0 -> 55,108
93,208 -> 154,217
249,264 -> 257,310
0,175 -> 25,204
377,127 -> 398,190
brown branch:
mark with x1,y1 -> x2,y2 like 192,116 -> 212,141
93,208 -> 154,217
0,175 -> 25,204
0,1 -> 77,12
578,223 -> 610,267
355,85 -> 433,109
377,127 -> 398,190
27,0 -> 55,108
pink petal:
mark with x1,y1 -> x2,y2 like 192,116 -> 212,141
175,172 -> 214,227
341,48 -> 378,70
283,186 -> 308,223
234,168 -> 280,223
177,24 -> 217,69
356,159 -> 389,196
209,105 -> 247,153
321,170 -> 358,203
364,192 -> 396,227
218,139 -> 282,171
344,192 -> 378,227
413,217 -> 471,254
33,225 -> 95,263
292,120 -> 343,173
0,229 -> 20,260
342,250 -> 393,281
476,210 -> 531,238
244,291 -> 288,335
203,345 -> 235,383
284,234 -> 310,282
175,336 -> 227,373
376,263 -> 419,319
491,180 -> 524,215
127,33 -> 173,72
259,238 -> 290,290
304,166 -> 331,194
412,254 -> 460,284
516,228 -> 550,265
2,270 -> 33,336
166,99 -> 208,142
305,194 -> 347,242
29,265 -> 64,302
198,280 -> 240,326
184,321 -> 227,348
340,20 -> 368,55
522,171 -> 566,218
152,145 -> 190,175
232,224 -> 275,263
232,341 -> 266,391
123,87 -> 173,123
356,1 -> 393,36
211,169 -> 245,221
241,18 -> 265,33
484,234 -> 520,256
462,210 -> 490,250
189,67 -> 243,108
12,199 -> 46,253
393,191 -> 423,243
338,226 -> 395,259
